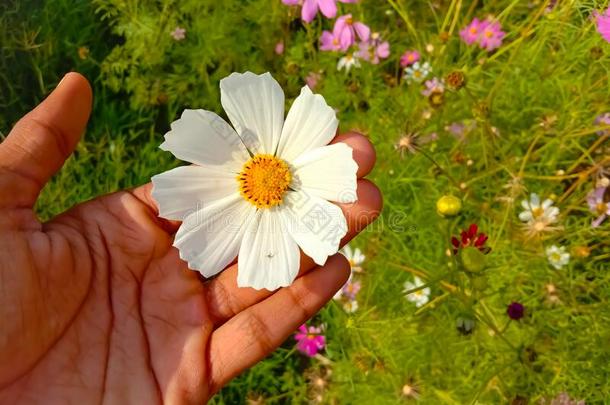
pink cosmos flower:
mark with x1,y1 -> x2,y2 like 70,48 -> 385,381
282,0 -> 358,23
421,77 -> 445,97
595,112 -> 610,135
305,71 -> 322,90
170,27 -> 186,41
333,14 -> 370,51
341,278 -> 361,300
294,324 -> 326,357
320,29 -> 342,51
275,41 -> 285,55
478,20 -> 506,51
461,18 -> 505,51
357,32 -> 390,64
596,8 -> 610,42
460,18 -> 486,45
587,186 -> 610,228
400,50 -> 420,67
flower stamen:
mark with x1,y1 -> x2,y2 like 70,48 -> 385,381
237,154 -> 292,209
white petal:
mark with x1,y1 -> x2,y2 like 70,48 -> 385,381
278,190 -> 347,266
276,86 -> 339,162
151,166 -> 238,220
160,109 -> 249,171
518,211 -> 533,222
521,199 -> 531,210
220,72 -> 285,154
530,193 -> 540,207
237,209 -> 300,290
541,199 -> 554,209
291,143 -> 358,203
342,245 -> 353,260
174,194 -> 256,278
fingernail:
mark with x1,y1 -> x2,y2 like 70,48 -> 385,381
57,73 -> 70,88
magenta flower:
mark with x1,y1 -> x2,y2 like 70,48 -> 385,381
400,50 -> 420,67
294,324 -> 326,357
478,20 -> 506,51
357,33 -> 390,64
305,71 -> 322,89
334,14 -> 370,51
596,8 -> 610,42
320,29 -> 342,51
595,113 -> 610,135
421,77 -> 445,97
460,18 -> 486,45
282,0 -> 358,23
460,18 -> 505,51
587,186 -> 610,228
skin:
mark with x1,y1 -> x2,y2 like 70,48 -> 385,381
0,73 -> 382,404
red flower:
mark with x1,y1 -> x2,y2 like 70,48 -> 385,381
451,224 -> 491,255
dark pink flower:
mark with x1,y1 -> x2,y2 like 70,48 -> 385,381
451,224 -> 491,255
333,14 -> 370,51
596,8 -> 610,42
294,324 -> 326,357
357,32 -> 390,64
275,41 -> 285,55
400,50 -> 420,67
282,0 -> 358,23
460,18 -> 486,45
460,18 -> 505,51
478,20 -> 506,51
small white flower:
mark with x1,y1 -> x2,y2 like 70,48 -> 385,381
337,54 -> 361,72
519,193 -> 559,223
404,61 -> 431,83
546,245 -> 570,270
152,72 -> 358,290
403,276 -> 431,308
342,299 -> 358,313
341,244 -> 365,273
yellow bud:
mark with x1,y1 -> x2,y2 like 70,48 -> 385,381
436,195 -> 462,217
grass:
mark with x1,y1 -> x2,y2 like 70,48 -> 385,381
1,0 -> 610,403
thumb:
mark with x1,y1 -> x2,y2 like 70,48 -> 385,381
0,72 -> 92,208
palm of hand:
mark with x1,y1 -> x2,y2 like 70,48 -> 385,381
0,73 -> 380,404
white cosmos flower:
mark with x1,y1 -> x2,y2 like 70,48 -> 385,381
519,193 -> 559,224
403,277 -> 430,308
151,72 -> 358,290
546,245 -> 570,270
341,244 -> 365,273
337,54 -> 361,72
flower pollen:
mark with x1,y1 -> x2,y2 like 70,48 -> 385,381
238,154 -> 292,209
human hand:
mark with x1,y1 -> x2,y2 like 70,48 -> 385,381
0,73 -> 381,404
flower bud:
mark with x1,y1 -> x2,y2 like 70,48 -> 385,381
445,71 -> 466,91
461,246 -> 486,273
436,195 -> 462,217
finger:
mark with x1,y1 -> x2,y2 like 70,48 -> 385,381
207,253 -> 350,394
0,72 -> 92,208
131,130 -> 376,231
204,178 -> 381,326
331,131 -> 376,177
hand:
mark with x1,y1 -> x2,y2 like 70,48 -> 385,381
0,73 -> 381,404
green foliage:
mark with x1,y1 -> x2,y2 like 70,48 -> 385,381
2,0 -> 610,403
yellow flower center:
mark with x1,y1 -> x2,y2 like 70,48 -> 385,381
237,154 -> 291,209
551,253 -> 561,262
596,202 -> 607,215
532,207 -> 544,218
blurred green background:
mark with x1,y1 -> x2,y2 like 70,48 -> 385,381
1,0 -> 609,403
